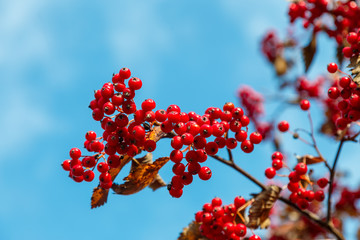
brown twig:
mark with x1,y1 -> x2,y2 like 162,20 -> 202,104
211,154 -> 345,240
326,139 -> 345,223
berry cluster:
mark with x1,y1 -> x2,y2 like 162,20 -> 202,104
261,31 -> 283,63
238,85 -> 272,138
264,150 -> 327,210
288,0 -> 360,46
343,31 -> 360,58
194,197 -> 261,240
326,63 -> 360,130
296,76 -> 325,98
62,68 -> 263,197
167,101 -> 263,198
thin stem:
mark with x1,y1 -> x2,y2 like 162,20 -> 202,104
326,139 -> 345,223
210,155 -> 266,190
307,111 -> 325,162
211,154 -> 344,240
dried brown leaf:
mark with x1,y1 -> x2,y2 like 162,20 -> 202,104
112,156 -> 170,195
178,221 -> 209,240
90,125 -> 168,208
347,55 -> 360,85
247,185 -> 281,229
274,55 -> 287,76
297,155 -> 324,165
149,174 -> 167,191
91,187 -> 109,209
302,33 -> 317,73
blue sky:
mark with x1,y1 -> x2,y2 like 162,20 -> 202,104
0,0 -> 359,239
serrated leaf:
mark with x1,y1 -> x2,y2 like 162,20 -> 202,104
112,156 -> 170,195
90,125 -> 168,208
178,221 -> 209,240
247,185 -> 281,229
297,155 -> 324,165
91,187 -> 109,209
302,33 -> 317,73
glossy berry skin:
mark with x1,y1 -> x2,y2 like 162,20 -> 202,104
119,67 -> 131,79
85,131 -> 97,141
83,170 -> 95,182
249,235 -> 261,240
155,109 -> 167,122
249,132 -> 262,144
327,62 -> 338,73
317,178 -> 329,188
211,197 -> 222,207
278,120 -> 289,132
97,162 -> 109,173
70,148 -> 81,159
234,196 -> 246,208
241,140 -> 254,153
170,150 -> 183,163
315,190 -> 325,201
328,87 -> 340,99
265,167 -> 276,179
272,159 -> 283,170
198,166 -> 212,180
128,77 -> 142,90
62,160 -> 71,171
272,151 -> 283,160
300,99 -> 310,110
295,162 -> 308,175
169,188 -> 183,198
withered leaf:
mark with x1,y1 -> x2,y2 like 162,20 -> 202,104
112,156 -> 170,195
274,55 -> 287,76
90,125 -> 167,208
149,174 -> 167,191
91,187 -> 109,209
247,185 -> 281,229
178,221 -> 209,240
302,33 -> 317,73
347,55 -> 360,85
297,155 -> 324,165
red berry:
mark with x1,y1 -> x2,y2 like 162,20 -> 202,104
339,77 -> 351,88
272,151 -> 283,160
272,159 -> 283,170
119,67 -> 131,79
97,162 -> 109,173
205,142 -> 218,156
169,188 -> 183,198
181,172 -> 193,185
297,198 -> 309,210
62,160 -> 71,171
225,138 -> 238,149
181,133 -> 194,145
167,104 -> 181,113
170,150 -> 183,163
328,87 -> 340,99
172,163 -> 185,175
265,167 -> 276,179
198,166 -> 212,180
315,190 -> 325,201
278,120 -> 289,132
144,140 -> 156,152
234,196 -> 246,208
128,77 -> 142,90
223,102 -> 235,112
235,130 -> 247,142
240,140 -> 254,153
83,170 -> 95,182
85,131 -> 97,141
288,171 -> 300,183
71,164 -> 84,177
211,197 -> 222,207
317,178 -> 329,188
347,32 -> 358,44
295,162 -> 308,175
100,180 -> 113,189
155,109 -> 167,122
300,99 -> 310,110
70,148 -> 81,159
249,235 -> 261,240
327,62 -> 338,73
249,132 -> 262,144
304,190 -> 315,202
234,223 -> 247,237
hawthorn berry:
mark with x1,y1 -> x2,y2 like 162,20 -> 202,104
249,235 -> 261,240
240,140 -> 254,153
249,132 -> 262,144
317,178 -> 329,188
119,67 -> 131,79
278,120 -> 289,132
327,62 -> 338,73
198,166 -> 212,180
265,167 -> 276,179
83,170 -> 95,182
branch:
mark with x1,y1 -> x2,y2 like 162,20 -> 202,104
211,154 -> 344,240
326,139 -> 345,223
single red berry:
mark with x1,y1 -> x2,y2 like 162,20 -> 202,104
317,178 -> 329,188
62,160 -> 71,171
195,211 -> 203,222
170,150 -> 183,163
202,203 -> 213,213
172,163 -> 185,175
234,196 -> 246,208
295,162 -> 308,175
232,107 -> 244,119
119,67 -> 131,79
272,151 -> 283,160
193,135 -> 207,149
249,132 -> 262,144
249,235 -> 261,240
85,131 -> 97,141
225,138 -> 238,149
339,77 -> 351,88
300,99 -> 310,110
315,190 -> 325,201
347,32 -> 358,44
72,175 -> 84,183
167,104 -> 181,113
240,140 -> 254,153
290,192 -> 299,203
128,77 -> 142,90
155,109 -> 167,122
287,182 -> 299,192
107,155 -> 120,168
160,120 -> 173,133
278,120 -> 289,132
214,137 -> 226,148
327,62 -> 338,73
297,198 -> 309,210
83,170 -> 95,182
181,133 -> 194,145
328,87 -> 340,99
169,188 -> 183,198
188,162 -> 201,175
205,142 -> 218,156
213,206 -> 225,218
168,111 -> 181,123
132,125 -> 145,140
185,150 -> 198,163
198,166 -> 212,180
144,140 -> 156,152
288,171 -> 300,183
240,115 -> 250,126
234,223 -> 247,237
97,162 -> 109,173
101,85 -> 114,98
272,158 -> 283,170
304,190 -> 315,202
223,102 -> 235,112
265,167 -> 276,179
100,180 -> 113,189
71,164 -> 84,177
171,175 -> 184,190
181,172 -> 193,185
199,124 -> 213,138
70,148 -> 82,159
122,100 -> 137,114
211,197 -> 222,207
235,130 -> 247,142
